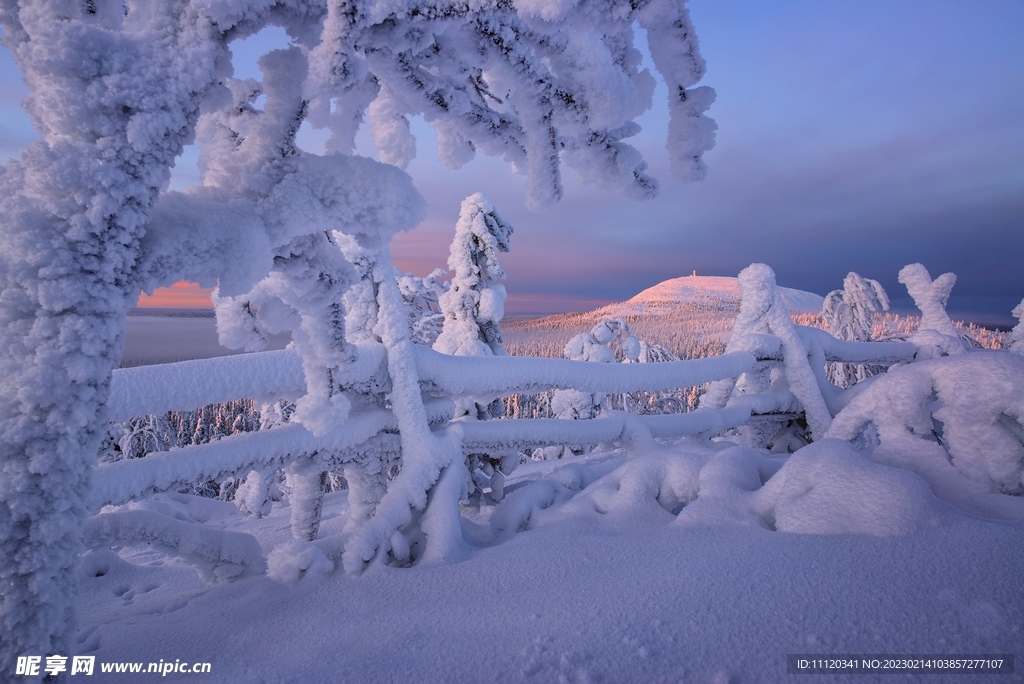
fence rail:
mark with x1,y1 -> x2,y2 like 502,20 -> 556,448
97,326 -> 920,541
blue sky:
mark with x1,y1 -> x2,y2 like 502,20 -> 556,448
2,0 -> 1022,324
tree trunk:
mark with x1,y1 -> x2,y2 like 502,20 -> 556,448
0,4 -> 222,667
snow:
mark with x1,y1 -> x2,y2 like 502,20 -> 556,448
624,274 -> 825,313
75,439 -> 1024,683
460,413 -> 652,452
752,439 -> 951,536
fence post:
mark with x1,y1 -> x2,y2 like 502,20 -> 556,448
288,457 -> 327,541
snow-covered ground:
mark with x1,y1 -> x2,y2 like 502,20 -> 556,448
80,437 -> 1023,683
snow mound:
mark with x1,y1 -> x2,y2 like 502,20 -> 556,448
267,541 -> 334,583
755,439 -> 951,536
561,440 -> 950,538
623,275 -> 824,313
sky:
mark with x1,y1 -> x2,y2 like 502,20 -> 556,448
2,0 -> 1023,325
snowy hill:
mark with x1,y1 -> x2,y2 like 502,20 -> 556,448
504,275 -> 823,361
619,274 -> 824,314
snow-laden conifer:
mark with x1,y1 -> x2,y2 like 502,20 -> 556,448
433,194 -> 515,496
434,194 -> 514,360
1010,298 -> 1024,355
822,272 -> 890,387
433,194 -> 512,427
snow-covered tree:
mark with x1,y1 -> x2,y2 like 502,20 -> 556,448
0,0 -> 715,658
434,194 -> 514,361
117,415 -> 174,461
822,272 -> 890,388
433,194 -> 515,497
260,400 -> 296,430
1008,298 -> 1024,355
823,272 -> 890,341
554,331 -> 614,417
434,193 -> 513,427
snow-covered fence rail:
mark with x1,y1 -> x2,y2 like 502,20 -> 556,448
107,350 -> 306,422
99,347 -> 760,507
107,344 -> 757,422
413,346 -> 756,395
107,344 -> 388,422
100,330 -> 918,510
458,405 -> 756,452
96,409 -> 390,510
793,327 -> 916,365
